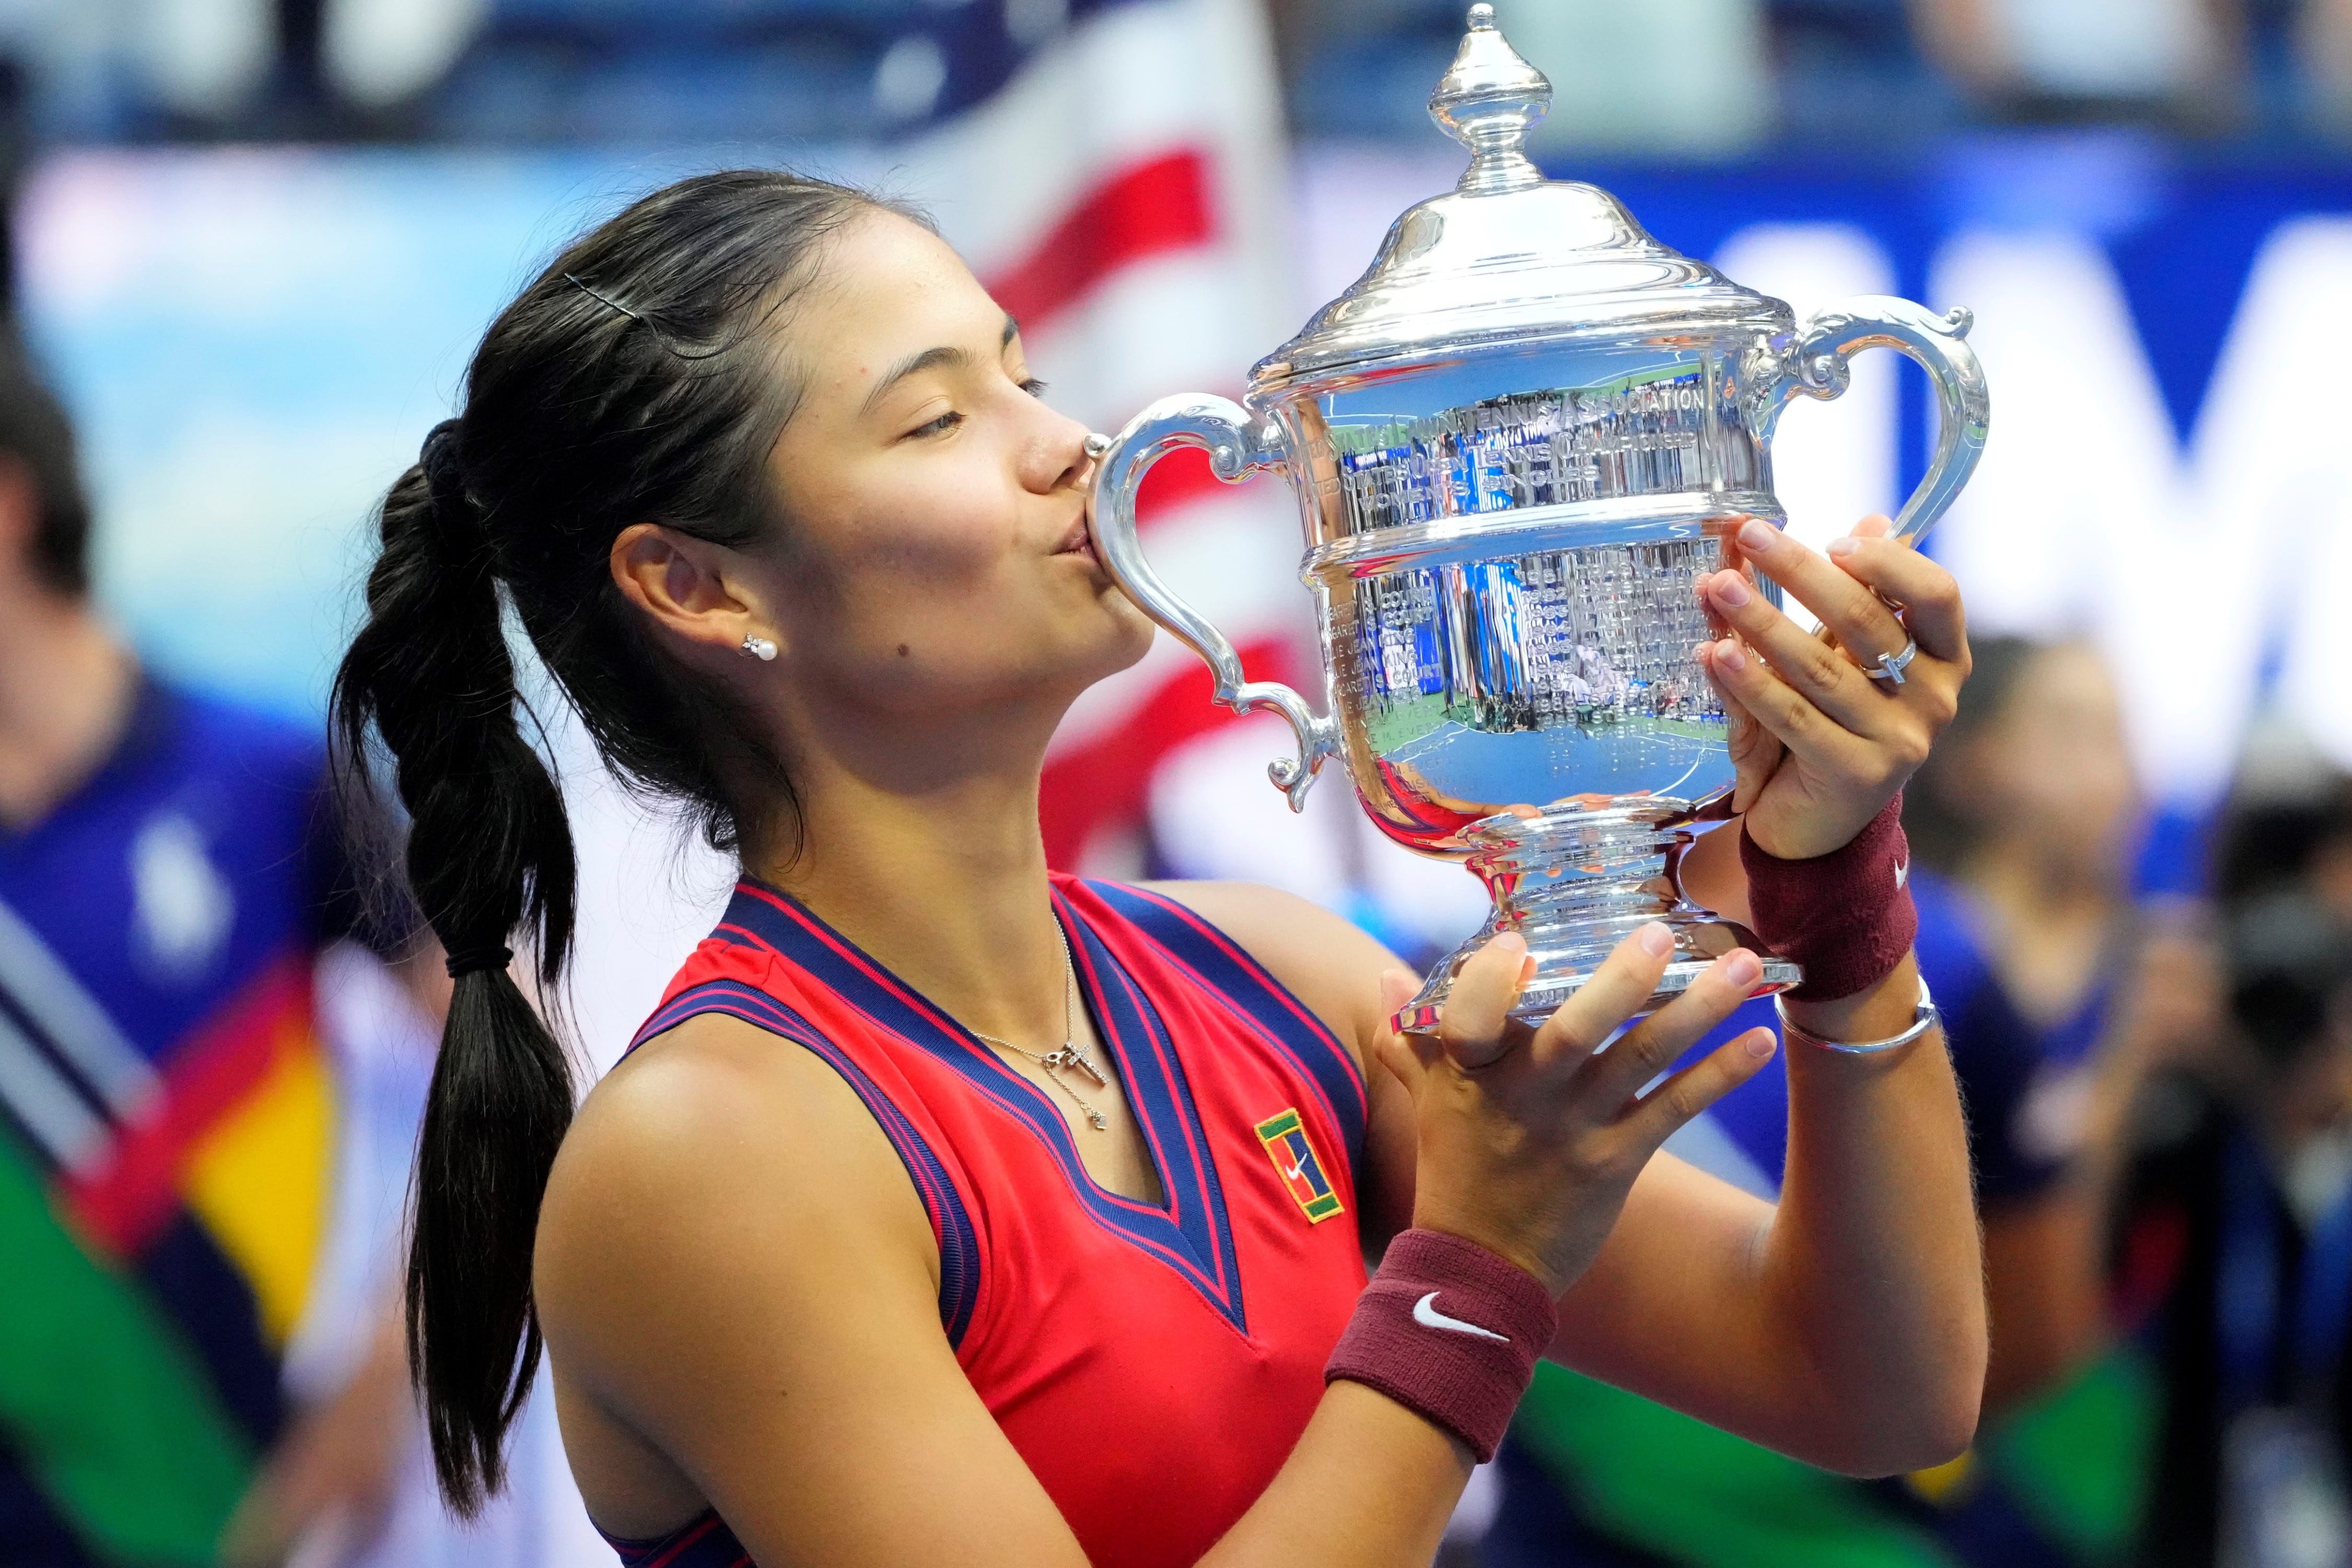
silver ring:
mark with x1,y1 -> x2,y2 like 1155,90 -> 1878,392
1867,636 -> 1918,686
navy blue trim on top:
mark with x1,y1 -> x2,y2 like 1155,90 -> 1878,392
1084,881 -> 1368,1179
1053,885 -> 1242,1312
632,977 -> 981,1348
595,1507 -> 747,1568
715,881 -> 1248,1336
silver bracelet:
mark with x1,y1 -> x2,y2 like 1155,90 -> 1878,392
1773,976 -> 1939,1055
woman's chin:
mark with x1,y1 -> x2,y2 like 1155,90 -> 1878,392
1035,599 -> 1156,699
1096,595 -> 1158,672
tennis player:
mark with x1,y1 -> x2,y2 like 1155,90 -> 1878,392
332,171 -> 1986,1568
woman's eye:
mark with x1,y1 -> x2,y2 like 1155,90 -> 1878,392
1021,377 -> 1049,399
907,410 -> 963,439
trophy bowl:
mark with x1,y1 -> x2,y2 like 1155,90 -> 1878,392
1087,4 -> 1989,1029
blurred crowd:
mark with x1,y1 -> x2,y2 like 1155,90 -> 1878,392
11,0 -> 2352,147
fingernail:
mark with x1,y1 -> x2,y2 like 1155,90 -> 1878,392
1827,535 -> 1858,558
1737,518 -> 1779,552
1711,573 -> 1751,608
1745,1030 -> 1777,1060
1715,638 -> 1746,672
1638,923 -> 1675,958
1723,949 -> 1762,987
1491,931 -> 1527,957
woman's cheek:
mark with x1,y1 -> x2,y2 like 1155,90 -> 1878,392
839,492 -> 1011,591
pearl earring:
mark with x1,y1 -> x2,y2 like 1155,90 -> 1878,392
740,635 -> 777,662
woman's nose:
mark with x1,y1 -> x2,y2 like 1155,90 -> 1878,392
1025,406 -> 1099,495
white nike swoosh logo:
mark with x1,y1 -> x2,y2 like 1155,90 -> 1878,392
1894,856 -> 1910,891
1284,1160 -> 1306,1182
1411,1291 -> 1509,1343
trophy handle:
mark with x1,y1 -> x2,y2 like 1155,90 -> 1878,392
1086,394 -> 1340,813
1758,296 -> 1990,545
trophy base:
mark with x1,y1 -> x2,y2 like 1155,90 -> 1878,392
1392,798 -> 1801,1035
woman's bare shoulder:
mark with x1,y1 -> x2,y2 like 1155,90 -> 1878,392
1131,880 -> 1402,1058
532,1014 -> 1036,1559
535,1012 -> 937,1379
556,1010 -> 889,1184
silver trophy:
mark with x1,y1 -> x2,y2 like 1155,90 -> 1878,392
1086,4 -> 1989,1027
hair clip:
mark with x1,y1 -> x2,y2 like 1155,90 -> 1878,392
563,272 -> 644,324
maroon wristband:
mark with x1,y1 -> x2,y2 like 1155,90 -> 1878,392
1325,1228 -> 1558,1463
1738,794 -> 1917,1002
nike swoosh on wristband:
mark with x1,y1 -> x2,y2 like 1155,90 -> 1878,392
1411,1292 -> 1510,1343
1893,856 -> 1910,891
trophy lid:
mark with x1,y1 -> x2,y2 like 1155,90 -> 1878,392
1253,5 -> 1781,392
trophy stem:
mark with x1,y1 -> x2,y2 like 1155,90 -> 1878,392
1394,800 -> 1799,1033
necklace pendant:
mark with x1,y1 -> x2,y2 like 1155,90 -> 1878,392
1042,1045 -> 1108,1088
1086,1109 -> 1108,1130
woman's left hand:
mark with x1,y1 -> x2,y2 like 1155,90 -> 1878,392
1696,514 -> 1968,860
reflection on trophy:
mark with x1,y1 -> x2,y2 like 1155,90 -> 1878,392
1086,4 -> 1990,1028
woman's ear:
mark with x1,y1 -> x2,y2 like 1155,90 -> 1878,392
609,523 -> 775,660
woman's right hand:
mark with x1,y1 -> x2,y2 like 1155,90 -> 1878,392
1376,927 -> 1778,1297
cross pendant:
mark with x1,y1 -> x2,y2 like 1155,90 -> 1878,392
1044,1047 -> 1108,1088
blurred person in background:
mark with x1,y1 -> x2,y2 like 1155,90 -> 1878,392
1913,0 -> 2248,126
1483,635 -> 2127,1568
1496,0 -> 1772,157
1912,0 -> 2352,133
2304,0 -> 2352,135
2104,765 -> 2352,1567
0,333 -> 418,1567
2210,758 -> 2352,919
1898,636 -> 2141,1423
1896,636 -> 2152,1565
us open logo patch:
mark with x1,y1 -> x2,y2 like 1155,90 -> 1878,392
1255,1107 -> 1343,1224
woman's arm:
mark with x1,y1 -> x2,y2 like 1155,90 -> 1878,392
1180,516 -> 1988,1478
536,924 -> 1771,1568
1189,881 -> 1980,1476
1552,516 -> 1986,1473
1552,953 -> 1981,1477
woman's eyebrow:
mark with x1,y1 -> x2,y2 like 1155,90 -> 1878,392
861,344 -> 970,416
860,316 -> 1024,417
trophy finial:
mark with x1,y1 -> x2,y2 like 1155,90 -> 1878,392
1429,5 -> 1551,195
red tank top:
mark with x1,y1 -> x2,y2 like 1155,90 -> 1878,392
598,874 -> 1369,1568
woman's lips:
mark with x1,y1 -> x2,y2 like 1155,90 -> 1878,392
1056,520 -> 1097,561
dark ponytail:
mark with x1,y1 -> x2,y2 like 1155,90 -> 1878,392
331,171 -> 912,1512
335,422 -> 577,1512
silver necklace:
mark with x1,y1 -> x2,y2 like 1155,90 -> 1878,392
968,923 -> 1110,1130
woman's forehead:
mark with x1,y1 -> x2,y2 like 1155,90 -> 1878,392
810,214 -> 994,344
782,215 -> 1004,410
